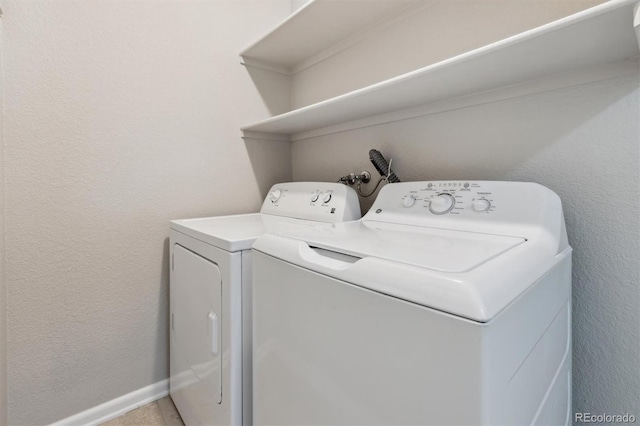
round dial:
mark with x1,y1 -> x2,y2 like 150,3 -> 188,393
269,189 -> 282,203
310,191 -> 320,203
402,195 -> 416,208
429,193 -> 455,215
472,198 -> 491,212
321,192 -> 332,203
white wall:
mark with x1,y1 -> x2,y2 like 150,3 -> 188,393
1,0 -> 290,424
291,0 -> 312,13
289,2 -> 640,419
0,9 -> 6,424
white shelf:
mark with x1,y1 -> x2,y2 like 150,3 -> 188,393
242,0 -> 640,140
240,0 -> 419,74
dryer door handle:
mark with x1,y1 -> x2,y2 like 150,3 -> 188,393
208,312 -> 218,355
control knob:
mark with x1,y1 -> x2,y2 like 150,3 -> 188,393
472,198 -> 491,212
269,189 -> 282,203
310,191 -> 320,203
322,192 -> 332,203
429,193 -> 455,215
402,195 -> 416,208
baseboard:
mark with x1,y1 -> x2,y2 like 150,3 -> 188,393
49,379 -> 169,426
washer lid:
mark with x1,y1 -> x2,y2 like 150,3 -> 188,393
171,213 -> 324,252
254,221 -> 568,322
280,220 -> 525,273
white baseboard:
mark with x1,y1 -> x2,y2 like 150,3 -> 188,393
49,379 -> 169,426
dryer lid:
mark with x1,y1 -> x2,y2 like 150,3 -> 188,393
280,220 -> 525,273
171,213 -> 324,252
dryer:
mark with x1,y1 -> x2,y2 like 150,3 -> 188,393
170,182 -> 360,425
252,181 -> 572,425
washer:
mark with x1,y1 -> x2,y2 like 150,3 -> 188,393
252,181 -> 572,425
169,182 -> 360,426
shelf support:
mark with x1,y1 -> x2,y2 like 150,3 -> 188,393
241,130 -> 291,143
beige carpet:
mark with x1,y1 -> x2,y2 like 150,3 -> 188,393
100,397 -> 184,426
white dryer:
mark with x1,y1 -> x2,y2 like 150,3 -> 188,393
252,181 -> 572,425
169,182 -> 360,426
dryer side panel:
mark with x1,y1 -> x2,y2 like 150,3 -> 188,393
241,250 -> 253,426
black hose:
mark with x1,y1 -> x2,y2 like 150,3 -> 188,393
369,149 -> 401,183
357,177 -> 385,197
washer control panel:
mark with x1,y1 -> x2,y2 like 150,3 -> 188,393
365,181 -> 565,242
261,182 -> 361,223
398,181 -> 497,216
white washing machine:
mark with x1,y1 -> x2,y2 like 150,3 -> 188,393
252,181 -> 572,425
169,182 -> 361,426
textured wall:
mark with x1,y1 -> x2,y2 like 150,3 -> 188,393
291,0 -> 312,12
2,1 -> 290,424
292,68 -> 640,417
0,13 -> 6,425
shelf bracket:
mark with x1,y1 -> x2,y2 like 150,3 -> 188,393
241,130 -> 291,143
240,56 -> 291,76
